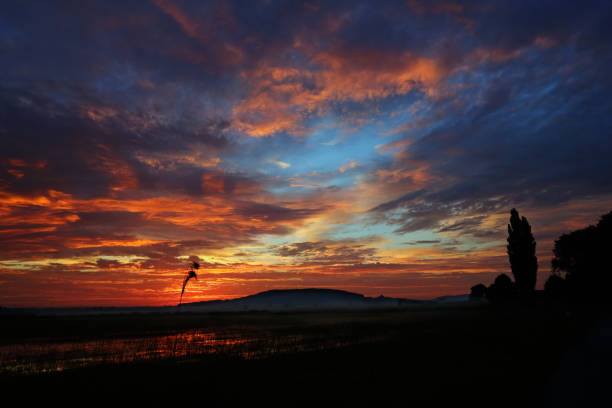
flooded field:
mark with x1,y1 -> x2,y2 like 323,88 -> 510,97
0,306 -> 585,405
0,325 -> 387,374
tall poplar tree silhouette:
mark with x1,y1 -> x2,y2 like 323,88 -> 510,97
507,208 -> 538,292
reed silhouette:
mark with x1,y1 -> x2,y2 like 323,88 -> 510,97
179,261 -> 199,306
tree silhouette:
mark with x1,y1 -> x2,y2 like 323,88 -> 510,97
544,274 -> 567,300
179,261 -> 200,306
507,208 -> 537,292
486,273 -> 518,303
470,283 -> 487,299
551,210 -> 612,303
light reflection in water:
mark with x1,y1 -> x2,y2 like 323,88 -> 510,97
0,329 -> 384,375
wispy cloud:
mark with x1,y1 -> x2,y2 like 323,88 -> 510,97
339,160 -> 358,173
267,159 -> 291,169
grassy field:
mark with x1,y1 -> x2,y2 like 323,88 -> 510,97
0,301 -> 596,406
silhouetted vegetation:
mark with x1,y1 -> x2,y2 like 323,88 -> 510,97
179,261 -> 200,306
471,208 -> 536,302
548,210 -> 612,305
471,208 -> 612,309
486,273 -> 518,303
470,283 -> 487,299
544,274 -> 567,301
507,208 -> 538,293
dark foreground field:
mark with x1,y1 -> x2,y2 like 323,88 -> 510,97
0,302 -> 602,406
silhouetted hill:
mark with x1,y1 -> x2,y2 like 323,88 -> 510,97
2,288 -> 473,316
179,288 -> 423,312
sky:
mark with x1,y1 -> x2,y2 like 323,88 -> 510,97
1,0 -> 611,307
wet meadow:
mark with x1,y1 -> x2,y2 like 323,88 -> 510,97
0,301 -> 595,406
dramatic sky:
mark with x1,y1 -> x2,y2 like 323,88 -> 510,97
1,1 -> 611,306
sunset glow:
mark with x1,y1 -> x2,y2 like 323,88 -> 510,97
1,1 -> 611,306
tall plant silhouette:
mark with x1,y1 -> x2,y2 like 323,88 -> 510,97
507,208 -> 537,292
179,261 -> 199,306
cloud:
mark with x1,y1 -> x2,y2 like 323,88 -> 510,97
1,0 -> 612,306
267,159 -> 291,169
339,160 -> 358,173
403,240 -> 441,246
273,239 -> 379,266
367,21 -> 612,237
232,51 -> 443,136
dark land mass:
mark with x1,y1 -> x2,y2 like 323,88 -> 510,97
179,287 -> 437,311
1,288 -> 467,317
0,293 -> 602,407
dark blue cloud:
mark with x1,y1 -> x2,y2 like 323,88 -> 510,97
371,31 -> 612,235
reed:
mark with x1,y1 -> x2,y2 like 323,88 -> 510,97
178,261 -> 200,306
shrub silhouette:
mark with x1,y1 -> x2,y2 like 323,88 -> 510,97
551,210 -> 612,303
486,273 -> 518,303
470,283 -> 487,299
507,208 -> 538,292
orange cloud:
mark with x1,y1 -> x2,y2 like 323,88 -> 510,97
2,193 -> 610,307
84,142 -> 138,192
153,0 -> 201,39
339,160 -> 358,173
233,48 -> 444,136
152,0 -> 244,68
5,158 -> 47,180
376,164 -> 432,188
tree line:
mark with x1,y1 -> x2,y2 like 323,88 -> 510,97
470,208 -> 612,305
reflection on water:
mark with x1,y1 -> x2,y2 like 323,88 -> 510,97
0,329 -> 382,375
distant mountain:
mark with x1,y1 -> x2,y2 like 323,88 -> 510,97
2,288 -> 472,316
179,288 -> 424,312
